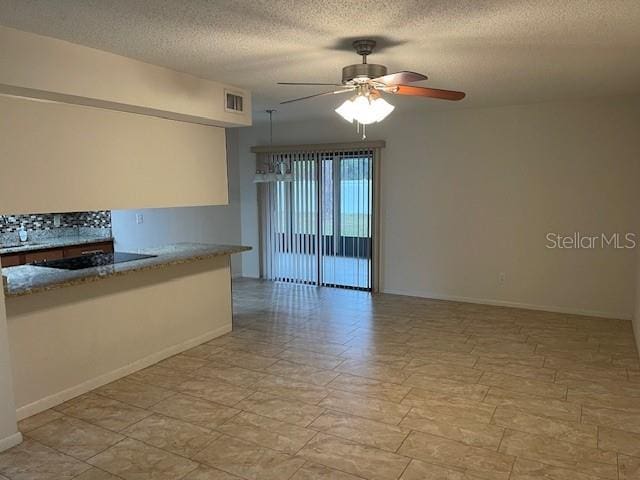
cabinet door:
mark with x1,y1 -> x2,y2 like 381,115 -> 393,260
1,254 -> 22,267
24,249 -> 64,263
64,241 -> 114,258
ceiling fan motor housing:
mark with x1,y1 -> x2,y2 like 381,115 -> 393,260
342,63 -> 387,84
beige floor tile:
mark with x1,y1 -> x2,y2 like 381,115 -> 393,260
405,350 -> 478,367
216,411 -> 316,454
73,468 -> 122,480
473,359 -> 555,382
125,365 -> 191,390
88,437 -> 198,480
498,429 -> 617,479
298,432 -> 410,480
193,363 -> 267,388
0,439 -> 91,480
400,459 -> 479,479
58,394 -> 152,431
177,376 -> 253,407
398,430 -> 514,480
478,372 -> 566,399
510,458 -> 605,480
265,360 -> 339,386
567,389 -> 640,412
318,390 -> 410,425
401,407 -> 504,449
208,350 -> 280,370
310,410 -> 409,452
401,388 -> 495,423
559,372 -> 640,397
156,355 -> 210,372
336,359 -> 412,384
194,434 -> 305,480
26,416 -> 124,460
492,406 -> 597,447
221,340 -> 286,358
290,462 -> 364,480
94,378 -> 175,409
182,344 -> 224,359
482,387 -> 581,422
284,339 -> 351,356
598,426 -> 640,457
582,405 -> 640,434
327,373 -> 412,403
121,414 -> 218,458
236,391 -> 324,427
183,465 -> 244,479
403,374 -> 489,401
253,375 -> 330,404
150,393 -> 240,430
17,409 -> 62,433
277,349 -> 345,370
402,359 -> 483,383
619,454 -> 640,480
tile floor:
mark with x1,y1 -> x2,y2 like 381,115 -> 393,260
1,278 -> 639,479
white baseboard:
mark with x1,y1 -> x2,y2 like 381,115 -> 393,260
16,324 -> 232,420
381,288 -> 632,321
0,432 -> 23,452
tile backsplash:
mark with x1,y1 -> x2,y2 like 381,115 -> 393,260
0,211 -> 111,234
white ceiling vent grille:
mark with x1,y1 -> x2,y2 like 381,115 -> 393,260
225,90 -> 244,113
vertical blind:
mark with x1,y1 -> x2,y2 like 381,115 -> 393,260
255,143 -> 382,291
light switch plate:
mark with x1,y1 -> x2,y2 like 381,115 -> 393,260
136,213 -> 144,225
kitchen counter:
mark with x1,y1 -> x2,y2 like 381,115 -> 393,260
2,243 -> 250,297
0,236 -> 113,255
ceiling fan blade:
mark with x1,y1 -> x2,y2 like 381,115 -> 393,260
385,85 -> 466,101
278,82 -> 344,86
372,71 -> 428,85
280,88 -> 354,105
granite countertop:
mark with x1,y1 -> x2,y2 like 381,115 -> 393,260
0,236 -> 114,255
2,243 -> 251,297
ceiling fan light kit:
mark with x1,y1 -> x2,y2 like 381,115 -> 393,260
278,39 -> 466,137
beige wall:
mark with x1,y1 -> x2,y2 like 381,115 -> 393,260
0,95 -> 229,214
0,26 -> 251,128
239,97 -> 640,319
6,257 -> 232,418
111,130 -> 244,275
0,292 -> 21,450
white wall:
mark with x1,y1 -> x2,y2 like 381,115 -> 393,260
112,130 -> 243,275
6,256 -> 232,418
0,25 -> 251,128
0,95 -> 230,215
238,97 -> 640,319
635,248 -> 640,358
0,290 -> 21,451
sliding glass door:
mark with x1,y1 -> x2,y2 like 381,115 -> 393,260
259,148 -> 376,291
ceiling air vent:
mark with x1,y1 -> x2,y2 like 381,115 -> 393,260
225,90 -> 244,113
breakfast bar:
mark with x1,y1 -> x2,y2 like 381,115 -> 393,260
2,243 -> 250,420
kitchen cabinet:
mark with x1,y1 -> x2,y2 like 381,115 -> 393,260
64,241 -> 113,258
0,240 -> 114,267
0,253 -> 21,267
24,249 -> 64,263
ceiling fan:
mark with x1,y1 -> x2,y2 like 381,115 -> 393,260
278,39 -> 465,135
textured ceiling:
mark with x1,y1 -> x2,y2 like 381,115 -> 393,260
1,0 -> 639,123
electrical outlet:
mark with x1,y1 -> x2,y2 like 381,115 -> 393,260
135,213 -> 144,225
53,213 -> 62,228
498,272 -> 506,285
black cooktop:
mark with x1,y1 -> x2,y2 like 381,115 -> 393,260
32,252 -> 157,270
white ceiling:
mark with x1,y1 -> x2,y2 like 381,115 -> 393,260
1,0 -> 639,122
